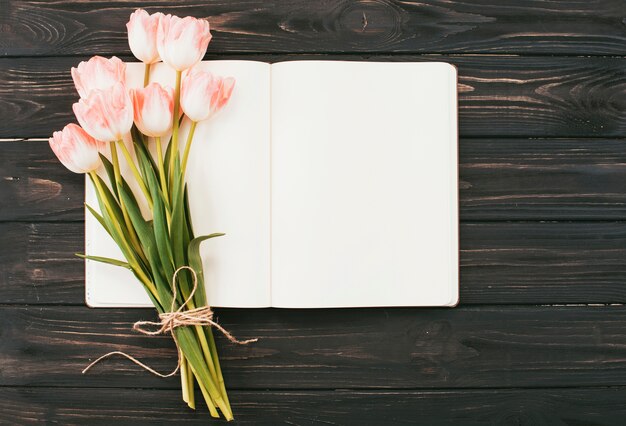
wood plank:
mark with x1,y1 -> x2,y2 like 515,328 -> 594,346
2,387 -> 626,425
1,55 -> 625,138
460,222 -> 626,304
2,221 -> 625,305
0,140 -> 84,222
1,305 -> 625,389
0,223 -> 82,304
3,139 -> 626,222
460,138 -> 626,220
2,0 -> 626,56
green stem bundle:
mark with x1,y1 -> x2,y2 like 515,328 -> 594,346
84,73 -> 238,420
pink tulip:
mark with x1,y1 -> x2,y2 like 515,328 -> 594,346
180,68 -> 235,122
127,9 -> 162,64
157,14 -> 212,71
73,82 -> 134,142
49,124 -> 106,174
214,77 -> 236,110
130,82 -> 175,137
71,56 -> 126,99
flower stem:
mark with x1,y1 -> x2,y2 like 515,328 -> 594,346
206,327 -> 231,411
143,63 -> 151,87
169,70 -> 182,193
155,137 -> 172,227
176,328 -> 232,419
188,365 -> 221,418
178,274 -> 230,414
194,324 -> 219,382
176,291 -> 220,385
180,121 -> 197,178
180,353 -> 190,404
187,358 -> 196,409
110,142 -> 122,194
116,139 -> 153,209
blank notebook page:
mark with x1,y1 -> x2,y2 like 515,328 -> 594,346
270,61 -> 459,308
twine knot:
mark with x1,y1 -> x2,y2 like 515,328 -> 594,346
82,266 -> 257,377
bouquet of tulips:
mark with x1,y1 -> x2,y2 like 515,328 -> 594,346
49,9 -> 240,420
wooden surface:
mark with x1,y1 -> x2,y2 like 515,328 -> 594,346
1,1 -> 625,424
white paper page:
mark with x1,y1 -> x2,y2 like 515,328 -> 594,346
86,60 -> 271,308
270,61 -> 458,308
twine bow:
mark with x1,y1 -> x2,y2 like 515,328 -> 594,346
82,266 -> 257,377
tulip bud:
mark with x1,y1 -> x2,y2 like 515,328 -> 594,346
71,56 -> 126,99
49,124 -> 106,174
73,82 -> 134,142
127,9 -> 162,64
130,82 -> 175,137
157,14 -> 212,72
180,68 -> 235,122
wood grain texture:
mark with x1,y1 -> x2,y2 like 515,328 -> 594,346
460,222 -> 626,304
0,222 -> 82,304
3,139 -> 626,222
461,138 -> 626,220
2,0 -> 626,56
2,387 -> 626,425
0,140 -> 84,221
1,55 -> 625,138
2,221 -> 625,305
1,305 -> 625,389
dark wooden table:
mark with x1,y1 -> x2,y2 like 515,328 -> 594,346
2,1 -> 626,424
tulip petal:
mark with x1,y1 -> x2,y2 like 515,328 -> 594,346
49,123 -> 104,174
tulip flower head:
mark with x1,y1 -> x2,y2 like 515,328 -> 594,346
157,14 -> 212,71
180,68 -> 235,122
71,56 -> 127,99
73,82 -> 134,142
130,82 -> 175,137
49,124 -> 105,174
127,9 -> 162,64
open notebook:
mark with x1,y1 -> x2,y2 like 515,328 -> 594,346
85,60 -> 459,308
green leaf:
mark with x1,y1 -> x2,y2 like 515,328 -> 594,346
170,157 -> 186,267
99,153 -> 119,200
132,134 -> 159,184
165,156 -> 201,304
75,253 -> 131,269
87,173 -> 134,263
131,125 -> 145,148
154,191 -> 175,277
133,146 -> 171,266
116,178 -> 151,246
116,177 -> 171,310
183,185 -> 194,243
163,134 -> 174,188
85,203 -> 112,239
133,137 -> 170,211
188,233 -> 225,306
135,149 -> 155,199
120,191 -> 172,313
89,169 -> 124,225
146,161 -> 175,280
